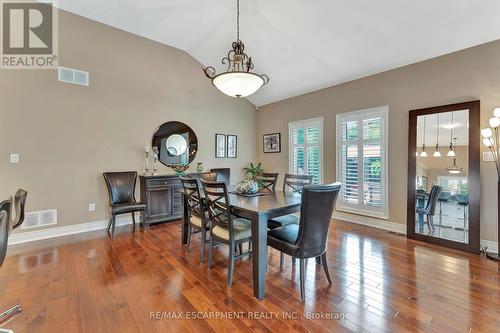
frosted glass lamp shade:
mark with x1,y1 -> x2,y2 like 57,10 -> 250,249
489,117 -> 500,128
481,128 -> 493,138
483,138 -> 493,147
494,108 -> 500,118
212,72 -> 265,98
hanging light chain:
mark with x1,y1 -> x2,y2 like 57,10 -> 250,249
236,0 -> 240,41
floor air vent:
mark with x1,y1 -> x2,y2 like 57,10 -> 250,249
21,209 -> 57,230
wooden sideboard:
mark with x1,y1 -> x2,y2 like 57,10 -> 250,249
139,174 -> 182,225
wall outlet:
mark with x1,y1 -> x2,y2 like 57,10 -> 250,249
10,154 -> 19,163
88,203 -> 95,212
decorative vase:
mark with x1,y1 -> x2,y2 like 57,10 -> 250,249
196,162 -> 203,173
236,179 -> 259,194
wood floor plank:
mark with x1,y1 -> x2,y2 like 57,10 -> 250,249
0,220 -> 498,333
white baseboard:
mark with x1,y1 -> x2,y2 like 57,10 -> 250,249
333,211 -> 407,234
333,211 -> 498,254
8,214 -> 136,245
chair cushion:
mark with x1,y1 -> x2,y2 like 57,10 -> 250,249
267,224 -> 300,256
111,202 -> 146,214
189,212 -> 210,228
212,217 -> 252,241
268,214 -> 300,229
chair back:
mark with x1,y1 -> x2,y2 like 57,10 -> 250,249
0,210 -> 8,267
295,183 -> 341,258
256,172 -> 279,193
187,172 -> 217,181
200,180 -> 235,240
283,174 -> 313,193
456,194 -> 468,206
11,189 -> 27,230
0,197 -> 12,224
103,171 -> 137,205
210,168 -> 231,185
425,185 -> 443,215
180,177 -> 203,219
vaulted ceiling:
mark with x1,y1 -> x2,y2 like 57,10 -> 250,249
58,0 -> 500,106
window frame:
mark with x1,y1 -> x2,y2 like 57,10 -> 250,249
336,106 -> 389,219
288,117 -> 324,184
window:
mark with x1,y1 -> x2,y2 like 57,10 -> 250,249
336,106 -> 388,218
289,118 -> 323,184
437,176 -> 468,196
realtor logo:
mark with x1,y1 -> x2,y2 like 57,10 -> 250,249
1,0 -> 58,69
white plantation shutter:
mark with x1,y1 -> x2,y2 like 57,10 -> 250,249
289,118 -> 323,184
336,107 -> 388,218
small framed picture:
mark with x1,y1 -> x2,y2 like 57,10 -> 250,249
227,135 -> 237,158
263,133 -> 281,153
215,134 -> 226,158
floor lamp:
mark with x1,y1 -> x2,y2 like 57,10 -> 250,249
481,108 -> 500,261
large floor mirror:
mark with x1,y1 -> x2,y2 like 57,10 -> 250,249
407,101 -> 480,253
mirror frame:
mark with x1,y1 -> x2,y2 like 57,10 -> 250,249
407,100 -> 480,253
152,121 -> 198,169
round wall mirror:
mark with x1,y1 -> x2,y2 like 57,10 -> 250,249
152,121 -> 198,170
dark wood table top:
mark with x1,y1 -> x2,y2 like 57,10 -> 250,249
227,190 -> 302,215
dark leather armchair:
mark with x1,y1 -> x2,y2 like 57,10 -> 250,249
267,183 -> 341,302
103,171 -> 146,239
210,168 -> 231,185
0,189 -> 27,326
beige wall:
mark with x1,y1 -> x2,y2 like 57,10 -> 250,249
0,11 -> 257,232
257,40 -> 500,243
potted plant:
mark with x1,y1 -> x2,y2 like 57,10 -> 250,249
243,162 -> 263,179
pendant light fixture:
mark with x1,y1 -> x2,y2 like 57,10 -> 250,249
447,112 -> 456,157
420,116 -> 428,157
203,0 -> 269,98
446,139 -> 462,174
433,114 -> 442,157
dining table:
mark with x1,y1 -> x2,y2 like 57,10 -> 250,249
181,187 -> 303,300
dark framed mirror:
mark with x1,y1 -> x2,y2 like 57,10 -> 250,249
407,101 -> 480,253
152,121 -> 198,171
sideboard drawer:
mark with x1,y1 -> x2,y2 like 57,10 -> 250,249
147,178 -> 180,188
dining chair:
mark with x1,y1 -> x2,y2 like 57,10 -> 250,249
267,183 -> 341,302
0,190 -> 27,326
103,171 -> 146,239
268,174 -> 314,229
416,185 -> 443,232
456,194 -> 468,230
255,172 -> 279,193
11,189 -> 27,230
201,180 -> 252,286
210,168 -> 231,185
180,177 -> 211,263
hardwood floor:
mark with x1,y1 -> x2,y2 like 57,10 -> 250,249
0,220 -> 498,333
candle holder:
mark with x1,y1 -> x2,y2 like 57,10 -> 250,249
152,146 -> 159,175
144,150 -> 150,175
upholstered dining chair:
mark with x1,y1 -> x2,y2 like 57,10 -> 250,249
180,177 -> 211,263
417,185 -> 443,232
210,168 -> 231,185
268,174 -> 314,229
0,189 -> 27,327
255,172 -> 279,193
267,183 -> 341,302
201,180 -> 252,287
103,171 -> 146,239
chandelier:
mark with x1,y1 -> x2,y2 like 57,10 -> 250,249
203,0 -> 269,98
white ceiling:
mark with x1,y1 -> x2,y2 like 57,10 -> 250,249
417,110 -> 469,147
57,0 -> 500,106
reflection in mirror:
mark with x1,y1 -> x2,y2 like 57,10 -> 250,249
152,121 -> 198,171
415,110 -> 469,243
